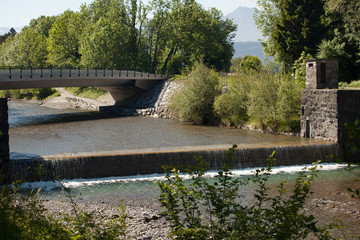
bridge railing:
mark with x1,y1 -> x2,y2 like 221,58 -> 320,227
0,66 -> 171,80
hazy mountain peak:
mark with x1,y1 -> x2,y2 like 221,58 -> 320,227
226,6 -> 262,42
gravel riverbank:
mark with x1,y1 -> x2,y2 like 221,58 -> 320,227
40,175 -> 360,239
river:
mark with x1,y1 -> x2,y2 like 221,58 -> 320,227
8,100 -> 315,156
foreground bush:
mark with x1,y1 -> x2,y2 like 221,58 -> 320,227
158,145 -> 333,239
0,180 -> 127,240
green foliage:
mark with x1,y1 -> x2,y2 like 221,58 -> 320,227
247,72 -> 280,129
343,120 -> 360,199
65,87 -> 106,99
214,74 -> 250,127
0,27 -> 16,44
231,55 -> 263,73
47,11 -> 84,67
174,64 -> 301,132
0,28 -> 48,67
339,80 -> 360,88
293,52 -> 313,89
0,179 -> 127,240
319,0 -> 360,82
255,0 -> 326,69
158,145 -> 333,239
0,88 -> 58,100
169,62 -> 220,124
0,0 -> 236,74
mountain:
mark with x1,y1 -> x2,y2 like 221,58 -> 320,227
233,41 -> 266,60
226,6 -> 262,42
225,6 -> 268,61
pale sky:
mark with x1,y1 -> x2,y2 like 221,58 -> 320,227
0,0 -> 257,28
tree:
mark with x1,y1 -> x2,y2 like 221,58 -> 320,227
47,11 -> 84,67
0,29 -> 47,67
255,0 -> 326,69
317,0 -> 360,81
0,28 -> 16,44
147,0 -> 236,73
231,55 -> 263,73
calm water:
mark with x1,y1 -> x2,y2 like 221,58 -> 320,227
8,101 -> 315,156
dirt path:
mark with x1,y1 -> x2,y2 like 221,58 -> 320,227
42,88 -> 110,109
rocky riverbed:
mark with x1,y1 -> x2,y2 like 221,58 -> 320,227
40,175 -> 360,239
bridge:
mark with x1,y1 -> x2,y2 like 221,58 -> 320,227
0,67 -> 169,103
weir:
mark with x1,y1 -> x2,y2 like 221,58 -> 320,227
6,142 -> 339,182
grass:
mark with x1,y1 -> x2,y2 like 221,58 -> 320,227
339,80 -> 360,88
65,87 -> 107,99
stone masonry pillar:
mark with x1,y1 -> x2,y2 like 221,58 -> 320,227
0,98 -> 9,166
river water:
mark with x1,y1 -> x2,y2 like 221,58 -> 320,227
8,100 -> 316,156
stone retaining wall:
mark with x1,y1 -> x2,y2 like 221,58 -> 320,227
301,89 -> 360,162
0,98 -> 9,166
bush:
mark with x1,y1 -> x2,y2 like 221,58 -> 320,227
157,145 -> 334,239
247,72 -> 281,129
0,179 -> 127,240
169,62 -> 220,124
214,74 -> 250,127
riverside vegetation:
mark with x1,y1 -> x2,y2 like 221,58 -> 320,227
169,61 -> 303,133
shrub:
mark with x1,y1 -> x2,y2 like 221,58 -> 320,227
157,145 -> 334,239
169,62 -> 220,124
214,74 -> 250,127
247,72 -> 281,129
276,74 -> 302,132
0,179 -> 127,240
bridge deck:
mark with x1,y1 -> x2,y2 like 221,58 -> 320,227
0,68 -> 168,89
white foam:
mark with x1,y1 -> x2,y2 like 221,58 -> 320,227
21,163 -> 347,191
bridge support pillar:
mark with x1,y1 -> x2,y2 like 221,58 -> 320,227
0,98 -> 9,167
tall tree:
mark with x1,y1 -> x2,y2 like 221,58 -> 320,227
255,0 -> 326,68
0,28 -> 16,44
47,11 -> 84,67
0,29 -> 47,67
318,0 -> 360,81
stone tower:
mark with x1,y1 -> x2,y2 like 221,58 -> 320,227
305,59 -> 339,89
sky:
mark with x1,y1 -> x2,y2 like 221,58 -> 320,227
0,0 -> 257,29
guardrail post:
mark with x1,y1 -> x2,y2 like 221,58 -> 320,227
20,68 -> 22,78
111,68 -> 113,77
60,68 -> 62,77
30,67 -> 33,78
127,70 -> 128,77
119,69 -> 121,77
41,68 -> 43,78
78,66 -> 80,77
87,67 -> 89,77
95,68 -> 97,77
50,68 -> 53,77
103,68 -> 105,77
134,70 -> 136,77
69,68 -> 72,77
8,67 -> 11,79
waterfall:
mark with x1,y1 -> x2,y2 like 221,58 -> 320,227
5,143 -> 340,182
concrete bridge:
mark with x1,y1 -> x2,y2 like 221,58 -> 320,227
0,67 -> 169,103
